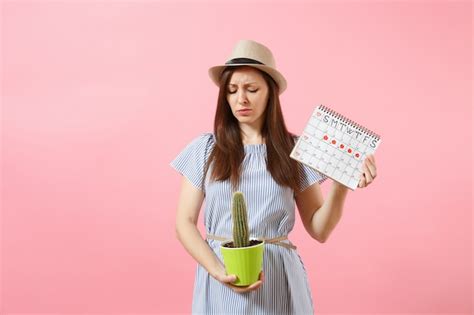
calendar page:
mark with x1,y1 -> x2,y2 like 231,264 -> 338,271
290,104 -> 382,190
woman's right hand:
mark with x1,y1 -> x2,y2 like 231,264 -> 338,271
213,269 -> 264,293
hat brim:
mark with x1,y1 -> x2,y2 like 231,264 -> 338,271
208,64 -> 287,95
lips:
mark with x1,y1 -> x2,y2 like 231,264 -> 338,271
237,109 -> 252,116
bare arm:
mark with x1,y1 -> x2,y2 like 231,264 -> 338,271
175,176 -> 224,278
295,154 -> 377,242
174,176 -> 263,292
295,181 -> 348,243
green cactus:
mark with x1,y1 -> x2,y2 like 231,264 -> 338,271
232,192 -> 250,248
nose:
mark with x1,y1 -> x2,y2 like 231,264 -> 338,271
237,90 -> 249,104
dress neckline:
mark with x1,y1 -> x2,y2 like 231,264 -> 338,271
209,133 -> 266,153
244,143 -> 266,153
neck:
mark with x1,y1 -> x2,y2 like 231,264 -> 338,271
239,125 -> 264,145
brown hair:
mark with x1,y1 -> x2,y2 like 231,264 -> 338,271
204,66 -> 302,192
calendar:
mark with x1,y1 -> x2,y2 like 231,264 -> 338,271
290,104 -> 382,190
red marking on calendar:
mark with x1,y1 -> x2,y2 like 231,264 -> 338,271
291,105 -> 382,191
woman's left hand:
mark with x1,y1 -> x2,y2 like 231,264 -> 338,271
358,154 -> 377,188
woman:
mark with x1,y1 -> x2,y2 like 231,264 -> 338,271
170,39 -> 377,314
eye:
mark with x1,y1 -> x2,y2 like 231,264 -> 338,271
249,89 -> 258,93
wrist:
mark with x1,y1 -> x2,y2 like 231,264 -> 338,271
208,261 -> 226,279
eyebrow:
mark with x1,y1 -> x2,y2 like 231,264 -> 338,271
228,82 -> 258,86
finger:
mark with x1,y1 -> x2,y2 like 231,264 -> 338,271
247,280 -> 263,290
234,288 -> 249,293
365,159 -> 377,178
230,285 -> 245,293
259,271 -> 265,282
364,154 -> 372,164
358,173 -> 366,188
368,154 -> 376,165
227,284 -> 246,293
226,276 -> 263,293
221,274 -> 237,283
363,163 -> 373,184
229,284 -> 254,293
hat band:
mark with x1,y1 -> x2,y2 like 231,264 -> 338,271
225,57 -> 265,65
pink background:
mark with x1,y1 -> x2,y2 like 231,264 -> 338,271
1,1 -> 472,314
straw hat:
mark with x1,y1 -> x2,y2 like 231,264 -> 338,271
208,39 -> 287,94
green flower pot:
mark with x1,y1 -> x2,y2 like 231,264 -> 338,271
220,240 -> 264,286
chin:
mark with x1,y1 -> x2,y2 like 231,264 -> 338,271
236,117 -> 255,123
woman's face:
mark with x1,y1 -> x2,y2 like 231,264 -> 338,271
226,66 -> 269,128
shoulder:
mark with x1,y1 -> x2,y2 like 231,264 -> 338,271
189,132 -> 215,148
182,132 -> 215,157
170,133 -> 215,191
171,132 -> 215,169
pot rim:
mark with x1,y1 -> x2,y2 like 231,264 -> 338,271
220,239 -> 265,249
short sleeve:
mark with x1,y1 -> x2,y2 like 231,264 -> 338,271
169,133 -> 215,191
297,163 -> 329,193
292,134 -> 329,193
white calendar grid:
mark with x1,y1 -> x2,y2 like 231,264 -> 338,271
290,106 -> 381,190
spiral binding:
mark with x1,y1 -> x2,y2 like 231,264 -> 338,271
317,104 -> 381,140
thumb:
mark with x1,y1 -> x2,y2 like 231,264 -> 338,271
220,274 -> 237,283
